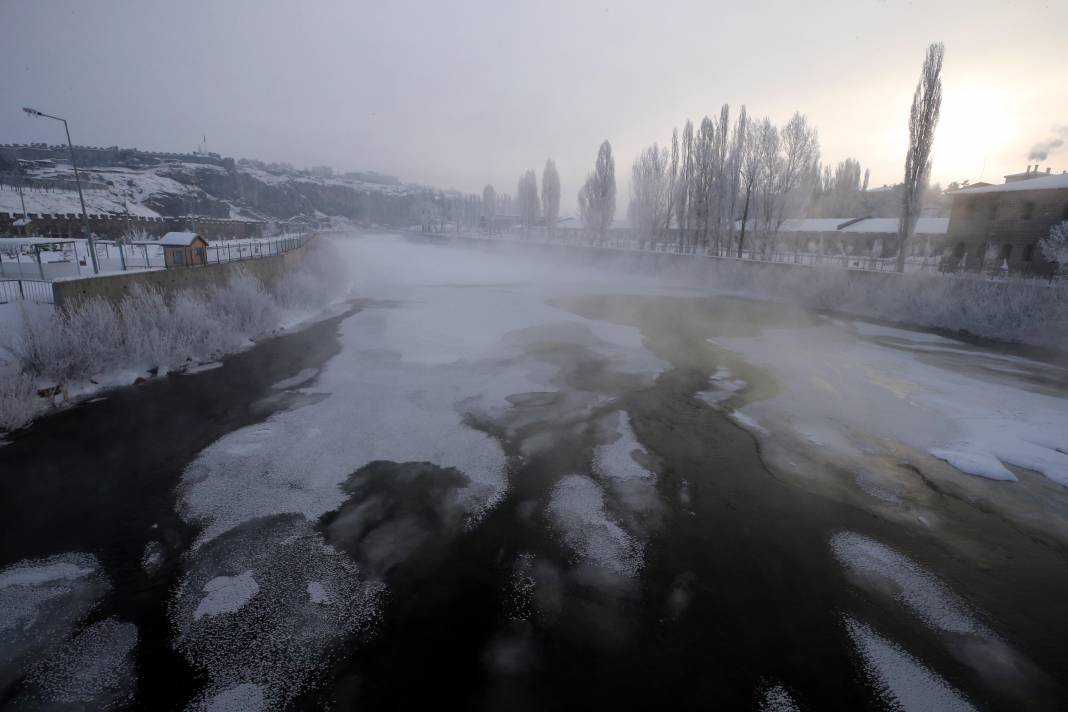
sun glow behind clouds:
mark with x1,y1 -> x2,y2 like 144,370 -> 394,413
933,83 -> 1018,184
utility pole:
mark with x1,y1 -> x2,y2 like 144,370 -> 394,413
23,107 -> 99,274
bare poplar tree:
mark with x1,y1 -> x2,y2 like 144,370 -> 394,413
582,140 -> 616,241
517,170 -> 539,234
664,128 -> 680,237
897,42 -> 944,272
693,117 -> 715,251
711,104 -> 730,255
677,121 -> 694,252
756,119 -> 781,256
629,143 -> 670,246
726,106 -> 748,254
737,118 -> 764,258
769,112 -> 819,254
482,184 -> 496,235
541,159 -> 560,237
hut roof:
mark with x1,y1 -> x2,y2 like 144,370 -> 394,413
158,231 -> 206,246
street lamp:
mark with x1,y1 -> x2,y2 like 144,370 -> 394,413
22,107 -> 99,274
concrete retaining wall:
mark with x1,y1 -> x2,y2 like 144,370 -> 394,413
53,235 -> 315,309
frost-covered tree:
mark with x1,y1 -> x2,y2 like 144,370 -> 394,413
1040,220 -> 1068,275
579,140 -> 615,240
898,42 -> 944,272
482,184 -> 496,234
675,121 -> 694,251
629,143 -> 671,244
756,119 -> 782,255
737,118 -> 764,258
517,170 -> 540,234
664,128 -> 680,236
726,106 -> 748,251
768,112 -> 820,254
541,159 -> 560,236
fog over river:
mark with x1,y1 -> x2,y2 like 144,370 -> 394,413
2,233 -> 1067,711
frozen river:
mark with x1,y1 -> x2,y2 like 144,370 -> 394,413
2,232 -> 1068,711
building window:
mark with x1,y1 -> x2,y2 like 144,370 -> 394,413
952,242 -> 966,259
1021,202 -> 1035,220
1000,244 -> 1013,262
965,200 -> 978,218
986,201 -> 999,220
1023,244 -> 1035,262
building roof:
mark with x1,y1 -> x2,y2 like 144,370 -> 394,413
157,231 -> 206,246
947,172 -> 1068,195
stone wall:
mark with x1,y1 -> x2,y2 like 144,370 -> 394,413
53,236 -> 315,309
0,212 -> 265,240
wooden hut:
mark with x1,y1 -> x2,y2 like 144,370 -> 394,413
158,232 -> 209,267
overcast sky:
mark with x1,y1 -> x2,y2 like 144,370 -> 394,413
5,0 -> 1067,211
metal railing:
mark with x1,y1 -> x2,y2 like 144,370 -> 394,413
0,278 -> 55,304
123,233 -> 313,271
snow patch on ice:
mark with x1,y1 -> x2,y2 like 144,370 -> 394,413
202,682 -> 267,712
306,581 -> 331,605
846,617 -> 976,712
831,532 -> 984,635
193,571 -> 260,620
697,367 -> 746,406
759,684 -> 801,712
729,410 -> 769,436
0,560 -> 96,590
929,448 -> 1016,481
271,368 -> 319,390
548,475 -> 642,577
23,617 -> 138,708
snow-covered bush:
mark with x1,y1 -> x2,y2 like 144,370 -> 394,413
0,304 -> 79,384
1,236 -> 349,430
171,290 -> 230,361
120,285 -> 181,370
1040,221 -> 1068,273
64,298 -> 125,376
0,372 -> 38,432
212,268 -> 279,336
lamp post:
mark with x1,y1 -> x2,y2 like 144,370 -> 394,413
22,107 -> 99,274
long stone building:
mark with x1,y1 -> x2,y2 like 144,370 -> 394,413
945,166 -> 1068,273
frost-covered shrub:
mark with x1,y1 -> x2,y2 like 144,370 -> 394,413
63,297 -> 125,376
0,372 -> 38,432
0,303 -> 79,383
213,268 -> 278,336
1040,221 -> 1068,273
1,236 -> 349,425
119,285 -> 181,370
171,291 -> 230,361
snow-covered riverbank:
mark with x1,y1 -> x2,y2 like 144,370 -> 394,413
0,238 -> 351,434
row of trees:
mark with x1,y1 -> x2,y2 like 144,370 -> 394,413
469,43 -> 945,273
625,106 -> 820,257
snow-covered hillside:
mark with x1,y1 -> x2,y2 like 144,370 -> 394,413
0,156 -> 432,225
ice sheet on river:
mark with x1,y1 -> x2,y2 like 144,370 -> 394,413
713,319 -> 1068,487
0,552 -> 112,697
179,239 -> 667,547
172,514 -> 383,710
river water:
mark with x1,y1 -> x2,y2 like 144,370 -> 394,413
2,233 -> 1067,711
